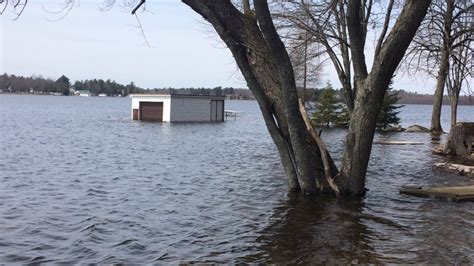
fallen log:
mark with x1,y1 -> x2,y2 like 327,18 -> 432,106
298,99 -> 340,196
434,162 -> 474,178
400,185 -> 474,202
373,140 -> 424,145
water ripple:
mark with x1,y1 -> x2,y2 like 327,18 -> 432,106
0,95 -> 473,264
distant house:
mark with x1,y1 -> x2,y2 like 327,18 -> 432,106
130,94 -> 225,122
77,90 -> 91,97
98,93 -> 107,97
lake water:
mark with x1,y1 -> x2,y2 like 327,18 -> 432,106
0,95 -> 473,264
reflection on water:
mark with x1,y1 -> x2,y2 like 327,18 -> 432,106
0,95 -> 473,263
244,196 -> 378,264
246,193 -> 473,264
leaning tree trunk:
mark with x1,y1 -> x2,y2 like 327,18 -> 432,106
430,55 -> 448,133
430,0 -> 454,134
182,0 -> 337,194
443,122 -> 474,157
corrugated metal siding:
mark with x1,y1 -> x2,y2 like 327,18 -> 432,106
170,97 -> 211,122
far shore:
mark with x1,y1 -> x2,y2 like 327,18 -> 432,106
1,92 -> 473,106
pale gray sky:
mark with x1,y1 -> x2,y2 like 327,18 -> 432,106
1,1 -> 441,93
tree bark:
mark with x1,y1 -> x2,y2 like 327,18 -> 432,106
430,0 -> 455,134
182,0 -> 337,194
254,0 -> 321,193
340,0 -> 431,196
430,67 -> 446,133
443,122 -> 474,157
242,0 -> 251,15
450,95 -> 459,128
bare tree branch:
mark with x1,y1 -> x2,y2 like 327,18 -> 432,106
374,0 -> 394,58
131,0 -> 144,15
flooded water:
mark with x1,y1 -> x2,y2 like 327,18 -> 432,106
0,95 -> 473,263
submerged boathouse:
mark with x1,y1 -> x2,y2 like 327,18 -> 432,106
130,94 -> 225,122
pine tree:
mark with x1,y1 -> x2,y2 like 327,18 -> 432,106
377,81 -> 404,130
313,83 -> 338,127
334,102 -> 350,128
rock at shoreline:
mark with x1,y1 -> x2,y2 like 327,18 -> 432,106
378,125 -> 404,132
405,124 -> 430,133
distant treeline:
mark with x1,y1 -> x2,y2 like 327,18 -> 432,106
304,89 -> 473,105
1,73 -> 67,95
1,73 -> 472,104
0,73 -> 251,98
148,87 -> 473,105
0,73 -> 253,99
73,80 -> 140,96
396,90 -> 473,105
146,87 -> 254,100
0,73 -> 141,96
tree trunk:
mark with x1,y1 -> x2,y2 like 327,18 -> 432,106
443,122 -> 474,157
450,95 -> 459,128
340,0 -> 431,196
183,0 -> 430,197
430,0 -> 455,134
430,57 -> 447,133
254,0 -> 335,194
340,83 -> 382,195
182,0 -> 337,194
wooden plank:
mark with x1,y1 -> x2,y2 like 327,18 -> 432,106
374,140 -> 424,145
400,185 -> 474,202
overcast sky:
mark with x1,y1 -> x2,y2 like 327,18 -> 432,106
1,1 -> 444,93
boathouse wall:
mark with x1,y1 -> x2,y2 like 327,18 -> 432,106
170,97 -> 211,122
131,95 -> 171,121
130,94 -> 225,122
